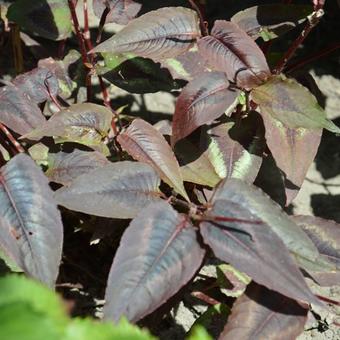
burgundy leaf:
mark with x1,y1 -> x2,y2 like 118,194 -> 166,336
12,67 -> 59,103
211,179 -> 331,274
171,72 -> 239,145
92,7 -> 201,60
200,115 -> 264,184
231,4 -> 312,41
220,283 -> 308,340
262,111 -> 322,205
161,48 -> 210,81
293,216 -> 340,286
0,84 -> 46,135
200,194 -> 320,305
197,21 -> 271,88
54,161 -> 161,219
46,150 -> 110,186
117,119 -> 189,201
0,154 -> 63,287
93,0 -> 141,25
104,201 -> 205,322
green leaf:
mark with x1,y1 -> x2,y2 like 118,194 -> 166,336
187,325 -> 213,340
7,0 -> 72,41
65,318 -> 155,340
252,75 -> 340,133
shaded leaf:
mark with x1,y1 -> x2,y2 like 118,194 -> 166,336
252,75 -> 340,133
0,84 -> 46,135
171,72 -> 239,145
103,57 -> 180,94
197,21 -> 270,88
7,0 -> 72,41
200,189 -> 319,305
293,216 -> 340,286
0,154 -> 63,287
46,150 -> 110,186
200,115 -> 264,184
22,103 -> 113,154
92,7 -> 201,60
117,119 -> 189,201
211,179 -> 333,273
231,4 -> 312,41
104,201 -> 205,322
175,139 -> 221,188
220,283 -> 308,340
54,161 -> 161,219
93,0 -> 141,25
262,110 -> 322,206
12,67 -> 59,104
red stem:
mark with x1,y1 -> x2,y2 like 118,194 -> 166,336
201,215 -> 263,225
0,123 -> 24,154
286,42 -> 340,73
188,0 -> 209,36
273,9 -> 324,74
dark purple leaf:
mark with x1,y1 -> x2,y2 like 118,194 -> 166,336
117,119 -> 189,201
104,201 -> 205,322
171,72 -> 239,145
211,179 -> 332,273
197,21 -> 270,88
200,115 -> 264,184
293,216 -> 340,286
200,185 -> 320,305
0,84 -> 46,135
220,283 -> 308,340
93,0 -> 141,25
0,154 -> 63,287
92,7 -> 201,60
231,4 -> 312,41
54,161 -> 161,219
46,150 -> 110,186
252,75 -> 340,133
161,48 -> 210,81
261,111 -> 322,205
12,67 -> 59,104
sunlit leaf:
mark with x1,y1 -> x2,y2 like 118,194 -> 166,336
293,215 -> 340,286
200,184 -> 320,305
231,4 -> 312,41
54,161 -> 162,219
22,103 -> 113,154
104,201 -> 205,322
220,283 -> 308,339
261,110 -> 322,205
171,72 -> 239,145
46,150 -> 110,186
200,115 -> 264,184
117,119 -> 189,201
7,0 -> 72,41
92,7 -> 201,60
93,0 -> 141,25
0,154 -> 63,287
252,75 -> 340,133
197,21 -> 270,88
211,178 -> 333,273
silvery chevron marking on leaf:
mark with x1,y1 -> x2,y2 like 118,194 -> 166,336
92,7 -> 201,60
0,154 -> 63,287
